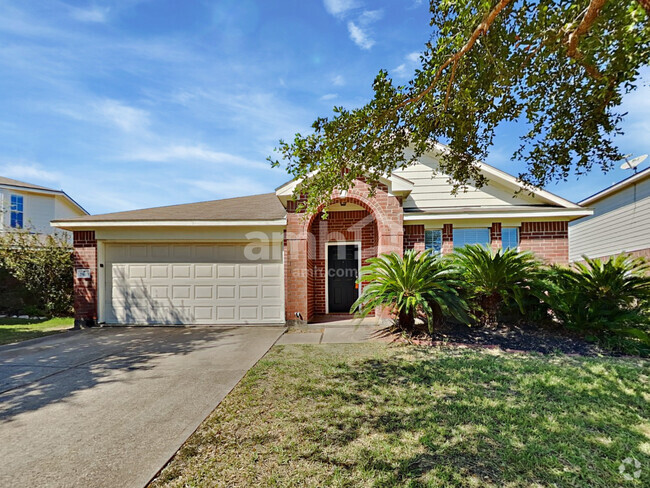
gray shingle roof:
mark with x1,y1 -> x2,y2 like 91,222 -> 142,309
54,193 -> 286,222
0,176 -> 60,192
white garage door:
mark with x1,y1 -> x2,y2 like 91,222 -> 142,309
104,242 -> 284,325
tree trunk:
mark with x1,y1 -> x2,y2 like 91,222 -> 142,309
398,309 -> 416,332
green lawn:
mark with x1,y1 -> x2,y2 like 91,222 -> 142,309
0,317 -> 74,345
151,344 -> 649,488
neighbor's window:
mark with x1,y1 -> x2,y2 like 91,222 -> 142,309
502,227 -> 519,250
10,195 -> 23,229
424,229 -> 442,254
453,228 -> 490,248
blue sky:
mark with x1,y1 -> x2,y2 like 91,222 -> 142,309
0,0 -> 648,215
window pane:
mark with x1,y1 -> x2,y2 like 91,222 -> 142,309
453,228 -> 490,248
10,195 -> 23,211
424,230 -> 442,254
10,211 -> 22,229
502,227 -> 519,250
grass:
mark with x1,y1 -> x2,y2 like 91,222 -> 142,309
150,344 -> 650,487
0,317 -> 74,345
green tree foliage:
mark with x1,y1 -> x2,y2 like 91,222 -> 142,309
272,0 -> 650,214
452,244 -> 542,326
542,255 -> 650,351
0,231 -> 73,317
352,250 -> 469,333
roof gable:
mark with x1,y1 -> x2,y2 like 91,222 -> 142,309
393,146 -> 580,210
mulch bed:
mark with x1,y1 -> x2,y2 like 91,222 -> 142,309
386,321 -> 612,356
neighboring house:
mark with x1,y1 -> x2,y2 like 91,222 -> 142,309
0,176 -> 87,236
52,149 -> 591,327
569,165 -> 650,262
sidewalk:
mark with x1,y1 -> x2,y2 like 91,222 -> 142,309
277,316 -> 390,345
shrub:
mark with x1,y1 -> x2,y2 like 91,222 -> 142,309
452,244 -> 542,327
541,255 -> 650,353
352,250 -> 469,333
0,231 -> 73,316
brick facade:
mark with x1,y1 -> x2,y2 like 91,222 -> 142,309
73,231 -> 97,328
519,221 -> 569,264
284,179 -> 403,323
404,225 -> 425,252
401,221 -> 569,263
310,210 -> 377,315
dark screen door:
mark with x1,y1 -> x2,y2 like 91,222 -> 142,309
327,244 -> 359,313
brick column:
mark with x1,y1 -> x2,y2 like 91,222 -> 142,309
73,231 -> 97,328
490,222 -> 502,251
442,223 -> 453,254
404,225 -> 425,252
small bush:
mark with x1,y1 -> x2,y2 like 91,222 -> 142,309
541,255 -> 650,354
0,231 -> 73,317
352,250 -> 469,333
452,244 -> 542,327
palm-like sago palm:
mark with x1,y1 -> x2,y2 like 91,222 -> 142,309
452,244 -> 541,327
543,255 -> 650,347
351,250 -> 468,333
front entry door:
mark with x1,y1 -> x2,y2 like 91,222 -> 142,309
327,244 -> 359,313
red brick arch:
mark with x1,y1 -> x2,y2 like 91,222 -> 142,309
284,179 -> 404,323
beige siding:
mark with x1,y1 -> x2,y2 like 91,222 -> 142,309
0,188 -> 85,236
569,177 -> 650,261
393,153 -> 542,209
0,189 -> 54,234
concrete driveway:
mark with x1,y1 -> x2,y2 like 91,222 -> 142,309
0,326 -> 284,488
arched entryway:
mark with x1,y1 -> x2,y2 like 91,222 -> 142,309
284,182 -> 404,323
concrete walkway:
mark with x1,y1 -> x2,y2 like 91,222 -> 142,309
0,326 -> 284,488
277,323 -> 388,345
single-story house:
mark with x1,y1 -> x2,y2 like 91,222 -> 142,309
1,176 -> 87,236
52,149 -> 592,327
569,165 -> 650,262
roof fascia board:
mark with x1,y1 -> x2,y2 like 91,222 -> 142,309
51,219 -> 287,229
0,184 -> 88,214
579,167 -> 650,206
403,208 -> 592,221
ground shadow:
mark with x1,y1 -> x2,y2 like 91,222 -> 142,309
0,326 -> 241,423
295,347 -> 649,486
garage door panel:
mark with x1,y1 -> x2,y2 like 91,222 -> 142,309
150,265 -> 169,279
172,265 -> 192,279
262,306 -> 283,321
216,306 -> 235,320
195,265 -> 214,278
239,265 -> 259,278
239,306 -> 259,320
194,285 -> 213,299
217,264 -> 236,278
106,243 -> 283,325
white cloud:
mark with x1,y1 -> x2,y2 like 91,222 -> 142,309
320,93 -> 338,101
70,6 -> 110,23
359,9 -> 383,24
406,51 -> 421,62
0,162 -> 62,184
126,144 -> 271,170
94,99 -> 151,132
323,0 -> 359,17
332,74 -> 345,86
392,51 -> 422,79
347,21 -> 374,50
